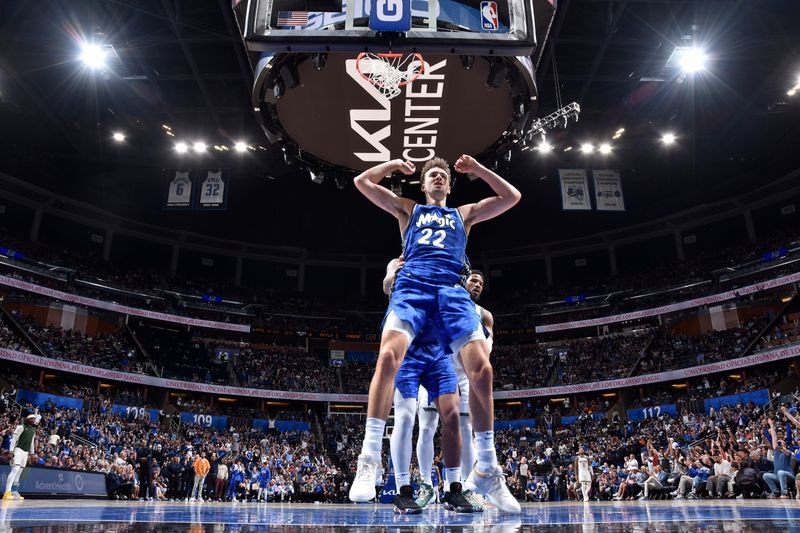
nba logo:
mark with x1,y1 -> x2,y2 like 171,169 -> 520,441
480,1 -> 499,31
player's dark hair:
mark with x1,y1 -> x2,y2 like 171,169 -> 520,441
420,157 -> 451,182
470,269 -> 485,279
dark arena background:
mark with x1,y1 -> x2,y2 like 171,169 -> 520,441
0,0 -> 800,531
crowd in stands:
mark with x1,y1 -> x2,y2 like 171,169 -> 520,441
2,222 -> 800,336
0,299 -> 792,396
641,314 -> 772,375
2,354 -> 799,505
8,312 -> 146,374
235,346 -> 337,393
491,398 -> 800,503
0,383 -> 351,503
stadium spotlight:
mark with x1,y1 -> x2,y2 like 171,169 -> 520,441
661,133 -> 677,145
234,142 -> 248,153
193,142 -> 207,153
598,143 -> 612,155
580,143 -> 594,154
537,140 -> 552,153
112,132 -> 125,143
175,142 -> 188,154
80,43 -> 106,70
680,48 -> 707,73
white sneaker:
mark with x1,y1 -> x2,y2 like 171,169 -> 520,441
464,466 -> 521,514
349,453 -> 380,503
189,498 -> 196,502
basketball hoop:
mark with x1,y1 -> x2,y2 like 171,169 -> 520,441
355,53 -> 425,100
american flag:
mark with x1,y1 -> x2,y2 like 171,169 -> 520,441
277,11 -> 309,27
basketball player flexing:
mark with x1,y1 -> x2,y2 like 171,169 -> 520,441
382,257 -> 474,514
349,155 -> 520,513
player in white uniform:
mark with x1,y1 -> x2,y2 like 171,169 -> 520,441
575,448 -> 593,502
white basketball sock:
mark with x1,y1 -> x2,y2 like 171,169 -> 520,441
416,402 -> 439,486
390,391 -> 417,488
459,415 -> 476,479
474,431 -> 499,472
361,417 -> 386,459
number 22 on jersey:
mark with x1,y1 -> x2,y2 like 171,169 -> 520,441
418,228 -> 446,248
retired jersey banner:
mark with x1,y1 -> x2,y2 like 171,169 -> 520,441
164,170 -> 193,209
559,169 -> 591,210
593,169 -> 625,211
197,170 -> 228,210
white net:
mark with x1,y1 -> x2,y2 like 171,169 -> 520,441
356,53 -> 424,99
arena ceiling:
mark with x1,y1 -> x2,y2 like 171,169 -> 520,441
0,0 -> 798,255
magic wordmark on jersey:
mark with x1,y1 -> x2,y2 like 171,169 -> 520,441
416,210 -> 457,229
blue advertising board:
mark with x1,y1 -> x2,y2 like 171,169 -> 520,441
0,465 -> 107,498
180,412 -> 228,430
16,390 -> 83,411
627,404 -> 678,423
111,404 -> 160,423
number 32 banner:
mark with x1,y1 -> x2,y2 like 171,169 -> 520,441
197,170 -> 228,211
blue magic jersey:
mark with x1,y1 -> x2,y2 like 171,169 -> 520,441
402,204 -> 468,285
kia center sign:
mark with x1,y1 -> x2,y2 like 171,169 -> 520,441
254,53 -> 535,172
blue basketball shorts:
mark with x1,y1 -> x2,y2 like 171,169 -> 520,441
384,271 -> 482,352
395,341 -> 457,405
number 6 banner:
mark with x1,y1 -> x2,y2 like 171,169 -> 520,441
164,170 -> 193,210
197,169 -> 229,211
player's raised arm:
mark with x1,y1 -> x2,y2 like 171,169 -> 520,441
455,155 -> 521,229
353,159 -> 417,219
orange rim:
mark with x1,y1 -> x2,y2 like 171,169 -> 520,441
355,52 -> 426,88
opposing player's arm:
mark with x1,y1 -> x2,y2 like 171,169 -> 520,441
353,160 -> 416,219
454,155 -> 521,229
482,308 -> 495,338
382,256 -> 404,296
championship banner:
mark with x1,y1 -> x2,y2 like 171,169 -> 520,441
1,342 -> 797,402
537,270 -> 800,333
0,274 -> 250,332
164,170 -> 193,209
558,169 -> 591,210
593,169 -> 625,211
197,169 -> 228,210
